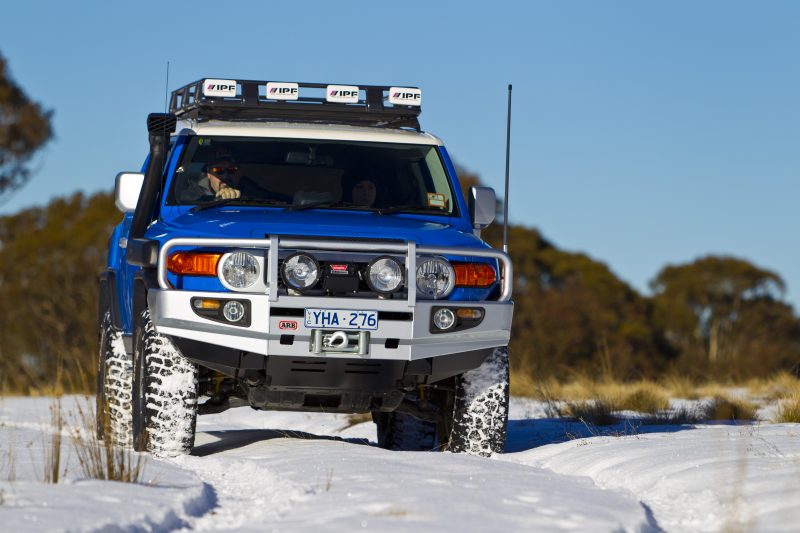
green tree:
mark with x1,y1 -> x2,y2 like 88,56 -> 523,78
650,256 -> 799,377
0,53 -> 53,199
0,192 -> 119,392
463,165 -> 663,380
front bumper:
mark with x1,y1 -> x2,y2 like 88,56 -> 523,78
148,289 -> 513,361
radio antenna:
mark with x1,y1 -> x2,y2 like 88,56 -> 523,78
163,61 -> 170,113
502,84 -> 512,254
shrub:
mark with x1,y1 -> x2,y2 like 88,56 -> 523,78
616,385 -> 670,414
702,395 -> 757,421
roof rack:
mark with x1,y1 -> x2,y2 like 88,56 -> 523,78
169,79 -> 422,130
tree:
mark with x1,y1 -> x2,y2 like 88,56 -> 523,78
0,53 -> 53,199
650,256 -> 800,377
0,192 -> 119,392
470,172 -> 663,379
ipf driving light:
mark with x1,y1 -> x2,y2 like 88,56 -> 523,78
282,253 -> 320,291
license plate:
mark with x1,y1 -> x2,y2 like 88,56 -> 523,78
304,308 -> 378,330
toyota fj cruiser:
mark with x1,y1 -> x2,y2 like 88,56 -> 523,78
97,79 -> 513,457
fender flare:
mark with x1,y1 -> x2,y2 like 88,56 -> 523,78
98,270 -> 122,330
133,269 -> 159,328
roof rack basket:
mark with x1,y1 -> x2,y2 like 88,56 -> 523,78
169,79 -> 422,130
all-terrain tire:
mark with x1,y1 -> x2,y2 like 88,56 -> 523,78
96,311 -> 133,446
132,309 -> 198,456
447,346 -> 510,456
374,394 -> 437,451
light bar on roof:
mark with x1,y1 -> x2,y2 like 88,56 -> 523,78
266,81 -> 299,100
388,87 -> 421,106
202,79 -> 237,98
326,84 -> 359,103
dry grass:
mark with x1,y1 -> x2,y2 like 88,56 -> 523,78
70,400 -> 145,483
746,372 -> 800,401
509,371 -> 540,399
660,374 -> 702,400
614,383 -> 670,414
1,433 -> 15,482
339,412 -> 372,431
531,377 -> 670,416
513,370 -> 786,426
773,395 -> 800,423
560,399 -> 617,426
702,395 -> 758,421
42,398 -> 65,484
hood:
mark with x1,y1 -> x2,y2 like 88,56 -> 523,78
153,207 -> 485,248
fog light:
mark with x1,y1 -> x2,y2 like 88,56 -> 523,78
433,308 -> 456,330
222,300 -> 245,322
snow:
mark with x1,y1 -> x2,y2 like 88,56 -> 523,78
1,395 -> 799,532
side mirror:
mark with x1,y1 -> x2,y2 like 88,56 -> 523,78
469,186 -> 496,229
115,172 -> 145,213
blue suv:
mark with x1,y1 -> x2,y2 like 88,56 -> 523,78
97,79 -> 513,457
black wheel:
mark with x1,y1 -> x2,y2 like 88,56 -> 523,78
445,347 -> 510,456
132,309 -> 199,455
374,409 -> 437,451
97,310 -> 133,446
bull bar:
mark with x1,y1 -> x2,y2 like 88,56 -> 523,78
156,236 -> 513,303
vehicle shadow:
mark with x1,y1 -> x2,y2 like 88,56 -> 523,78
193,428 -> 371,457
505,416 -> 701,453
193,415 -> 709,457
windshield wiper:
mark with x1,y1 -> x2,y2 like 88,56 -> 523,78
191,198 -> 289,212
285,200 -> 360,212
374,205 -> 448,215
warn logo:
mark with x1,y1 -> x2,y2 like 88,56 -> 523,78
202,79 -> 237,98
326,85 -> 359,103
266,82 -> 299,100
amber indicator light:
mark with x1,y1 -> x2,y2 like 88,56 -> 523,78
167,252 -> 223,276
453,263 -> 497,287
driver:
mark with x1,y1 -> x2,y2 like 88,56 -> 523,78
204,158 -> 242,200
179,153 -> 245,203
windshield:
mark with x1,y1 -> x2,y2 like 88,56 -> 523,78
167,136 -> 457,215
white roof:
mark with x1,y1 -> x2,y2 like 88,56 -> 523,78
176,119 -> 443,146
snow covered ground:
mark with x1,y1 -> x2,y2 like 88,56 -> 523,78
1,395 -> 799,532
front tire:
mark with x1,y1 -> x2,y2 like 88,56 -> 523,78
132,309 -> 198,455
446,346 -> 510,456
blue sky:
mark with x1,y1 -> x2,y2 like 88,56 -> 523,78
2,0 -> 799,307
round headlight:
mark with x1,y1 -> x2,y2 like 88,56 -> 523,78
367,256 -> 404,294
282,253 -> 320,291
219,252 -> 259,289
416,257 -> 455,299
